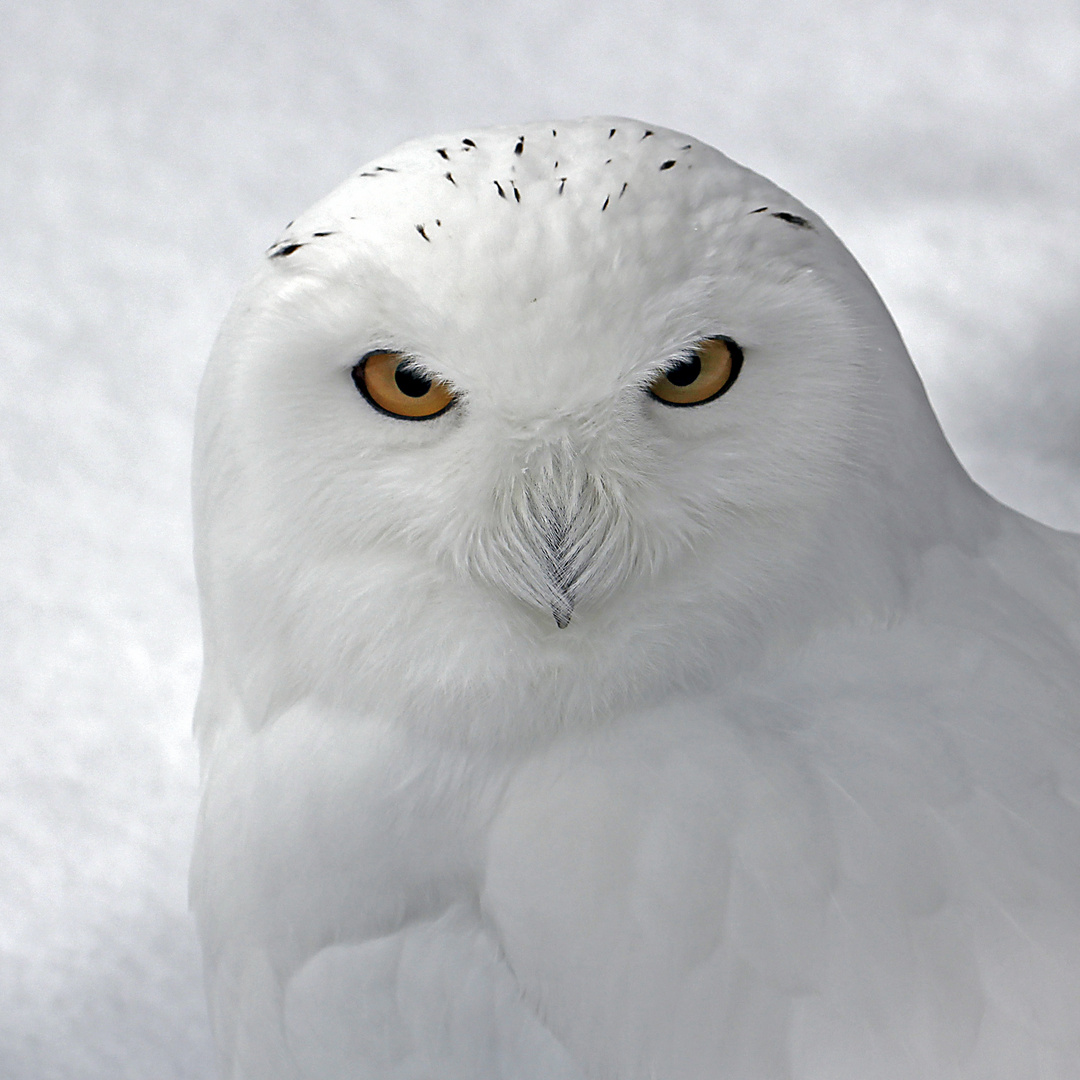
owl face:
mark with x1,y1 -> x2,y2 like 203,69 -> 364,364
194,120 -> 911,741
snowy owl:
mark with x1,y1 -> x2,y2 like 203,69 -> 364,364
191,119 -> 1080,1080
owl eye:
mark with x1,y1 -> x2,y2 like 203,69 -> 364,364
649,336 -> 743,407
353,350 -> 456,419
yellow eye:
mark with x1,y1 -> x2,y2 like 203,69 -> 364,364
353,350 -> 456,420
649,336 -> 743,407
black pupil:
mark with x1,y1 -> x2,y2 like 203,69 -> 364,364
666,355 -> 701,387
394,364 -> 432,397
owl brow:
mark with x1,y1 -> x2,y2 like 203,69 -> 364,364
639,348 -> 698,381
396,353 -> 457,387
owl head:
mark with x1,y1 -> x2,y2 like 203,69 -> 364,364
193,119 -> 982,748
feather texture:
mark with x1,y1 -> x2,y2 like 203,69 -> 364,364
191,118 -> 1080,1079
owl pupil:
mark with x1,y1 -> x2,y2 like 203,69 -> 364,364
395,365 -> 432,397
666,355 -> 701,387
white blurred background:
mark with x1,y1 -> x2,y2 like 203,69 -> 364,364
2,1 -> 1078,1076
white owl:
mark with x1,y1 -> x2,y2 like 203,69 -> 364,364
190,119 -> 1080,1080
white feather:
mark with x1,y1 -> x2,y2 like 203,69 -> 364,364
191,118 -> 1080,1079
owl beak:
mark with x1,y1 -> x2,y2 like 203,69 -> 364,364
493,443 -> 618,630
540,517 -> 576,629
551,594 -> 573,629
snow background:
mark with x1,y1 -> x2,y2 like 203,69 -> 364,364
2,1 -> 1078,1076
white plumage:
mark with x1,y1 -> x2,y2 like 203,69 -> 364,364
190,118 -> 1080,1079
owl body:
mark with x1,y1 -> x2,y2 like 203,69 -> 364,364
191,120 -> 1080,1079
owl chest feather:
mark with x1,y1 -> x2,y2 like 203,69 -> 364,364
194,588 -> 1080,1079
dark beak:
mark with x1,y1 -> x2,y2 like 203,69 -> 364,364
551,596 -> 573,629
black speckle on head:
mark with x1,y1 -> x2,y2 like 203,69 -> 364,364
358,171 -> 378,177
462,138 -> 476,148
660,159 -> 676,171
311,231 -> 334,238
772,211 -> 812,229
553,160 -> 559,169
601,195 -> 610,211
445,171 -> 456,185
512,181 -> 521,203
494,180 -> 507,199
642,130 -> 654,139
681,144 -> 692,150
552,128 -> 557,137
605,158 -> 612,164
750,207 -> 769,214
619,182 -> 628,198
285,220 -> 294,229
269,242 -> 303,259
375,166 -> 397,173
609,128 -> 616,138
415,224 -> 431,242
436,219 -> 441,227
436,148 -> 449,160
558,178 -> 566,195
514,136 -> 524,155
